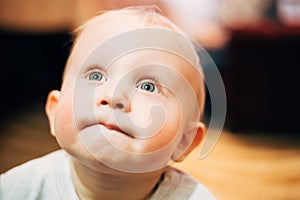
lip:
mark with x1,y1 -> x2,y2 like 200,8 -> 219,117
99,123 -> 135,138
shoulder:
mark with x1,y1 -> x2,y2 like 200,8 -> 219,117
0,150 -> 74,200
1,150 -> 67,180
151,167 -> 216,200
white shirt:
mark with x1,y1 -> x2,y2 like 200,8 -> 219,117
0,150 -> 215,200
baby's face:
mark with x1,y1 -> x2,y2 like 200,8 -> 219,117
47,19 -> 204,173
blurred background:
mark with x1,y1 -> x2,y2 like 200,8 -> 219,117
0,0 -> 299,199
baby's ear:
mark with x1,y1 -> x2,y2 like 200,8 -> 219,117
45,90 -> 60,136
171,122 -> 206,162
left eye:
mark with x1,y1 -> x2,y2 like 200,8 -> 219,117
137,82 -> 159,93
87,71 -> 105,82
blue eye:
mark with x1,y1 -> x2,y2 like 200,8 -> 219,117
87,71 -> 105,82
137,82 -> 159,93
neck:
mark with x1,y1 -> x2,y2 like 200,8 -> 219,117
70,158 -> 164,200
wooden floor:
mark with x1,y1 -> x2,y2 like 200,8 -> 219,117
174,131 -> 300,200
1,104 -> 299,200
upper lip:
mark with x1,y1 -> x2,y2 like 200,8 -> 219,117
100,122 -> 134,138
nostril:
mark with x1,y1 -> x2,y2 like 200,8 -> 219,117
100,100 -> 109,105
116,103 -> 124,109
98,100 -> 125,110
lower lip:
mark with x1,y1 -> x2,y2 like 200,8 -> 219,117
96,124 -> 133,139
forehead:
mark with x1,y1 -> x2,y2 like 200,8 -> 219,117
70,17 -> 139,68
106,49 -> 201,82
66,14 -> 199,74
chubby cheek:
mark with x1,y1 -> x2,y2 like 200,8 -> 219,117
148,102 -> 182,151
127,95 -> 182,152
53,97 -> 79,151
128,95 -> 159,129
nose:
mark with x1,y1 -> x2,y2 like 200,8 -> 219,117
98,99 -> 128,110
96,87 -> 130,112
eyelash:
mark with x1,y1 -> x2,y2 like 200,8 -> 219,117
84,65 -> 107,78
136,76 -> 162,93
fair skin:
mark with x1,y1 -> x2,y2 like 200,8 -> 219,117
46,14 -> 205,200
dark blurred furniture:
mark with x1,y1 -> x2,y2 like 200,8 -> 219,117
224,24 -> 300,133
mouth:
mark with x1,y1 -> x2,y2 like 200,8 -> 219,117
99,123 -> 135,139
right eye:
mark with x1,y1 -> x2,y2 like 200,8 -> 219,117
87,71 -> 106,82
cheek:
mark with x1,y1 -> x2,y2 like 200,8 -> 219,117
128,96 -> 157,128
53,96 -> 78,150
129,95 -> 183,152
152,101 -> 182,147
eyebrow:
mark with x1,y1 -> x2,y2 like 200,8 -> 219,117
83,64 -> 107,73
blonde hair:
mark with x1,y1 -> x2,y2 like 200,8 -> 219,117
75,6 -> 182,38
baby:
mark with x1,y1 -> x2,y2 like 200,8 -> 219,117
1,6 -> 215,200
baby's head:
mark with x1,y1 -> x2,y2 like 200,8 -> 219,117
46,6 -> 206,173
